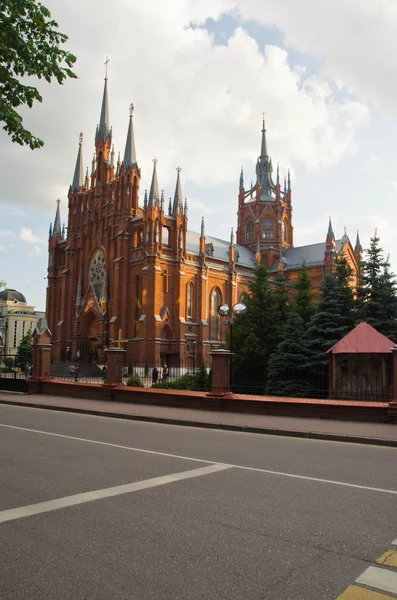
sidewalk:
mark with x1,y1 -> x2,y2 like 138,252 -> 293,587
0,391 -> 396,447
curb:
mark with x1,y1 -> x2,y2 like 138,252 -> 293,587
0,398 -> 396,448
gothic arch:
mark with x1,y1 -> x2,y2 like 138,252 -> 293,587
89,249 -> 107,304
209,287 -> 222,341
262,219 -> 274,239
187,281 -> 194,319
246,219 -> 254,241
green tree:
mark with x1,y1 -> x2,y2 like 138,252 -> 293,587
0,280 -> 6,290
15,330 -> 33,368
271,270 -> 290,344
294,261 -> 315,325
306,267 -> 356,397
267,308 -> 313,397
0,0 -> 77,149
357,232 -> 397,340
231,262 -> 279,393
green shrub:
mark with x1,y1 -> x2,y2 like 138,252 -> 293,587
128,361 -> 133,375
126,374 -> 144,387
153,367 -> 211,391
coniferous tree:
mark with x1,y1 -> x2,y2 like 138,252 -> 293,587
294,261 -> 315,325
232,262 -> 278,393
271,270 -> 291,345
357,232 -> 397,340
306,266 -> 356,397
15,330 -> 33,368
267,307 -> 313,397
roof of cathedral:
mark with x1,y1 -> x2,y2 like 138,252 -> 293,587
0,289 -> 27,303
186,231 -> 255,267
269,238 -> 344,272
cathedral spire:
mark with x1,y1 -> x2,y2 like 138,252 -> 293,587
327,217 -> 335,243
72,133 -> 84,191
230,227 -> 234,246
355,231 -> 363,253
95,63 -> 111,145
201,216 -> 205,237
52,199 -> 61,239
148,159 -> 159,208
239,166 -> 244,190
123,103 -> 137,169
173,167 -> 183,215
110,144 -> 115,167
260,114 -> 268,158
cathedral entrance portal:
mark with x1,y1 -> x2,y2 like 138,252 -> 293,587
79,310 -> 101,362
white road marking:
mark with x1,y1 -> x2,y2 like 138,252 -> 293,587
356,566 -> 397,595
1,423 -> 397,496
0,464 -> 231,524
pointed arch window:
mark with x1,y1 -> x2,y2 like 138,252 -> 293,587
262,219 -> 274,239
187,282 -> 194,319
246,219 -> 254,242
89,250 -> 107,304
146,224 -> 151,244
282,220 -> 287,242
135,276 -> 142,320
210,288 -> 221,341
154,220 -> 158,244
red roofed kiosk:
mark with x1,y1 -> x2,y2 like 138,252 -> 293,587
327,322 -> 396,401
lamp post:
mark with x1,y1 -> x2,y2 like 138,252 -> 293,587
217,302 -> 248,390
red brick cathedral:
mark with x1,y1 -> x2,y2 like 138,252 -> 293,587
46,76 -> 361,364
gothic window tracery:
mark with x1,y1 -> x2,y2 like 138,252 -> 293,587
262,219 -> 274,239
210,288 -> 221,341
89,250 -> 107,305
246,219 -> 254,241
187,282 -> 194,319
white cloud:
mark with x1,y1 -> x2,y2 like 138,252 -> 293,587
27,246 -> 41,257
20,228 -> 45,245
0,245 -> 5,252
0,0 -> 369,214
367,155 -> 380,166
0,230 -> 16,238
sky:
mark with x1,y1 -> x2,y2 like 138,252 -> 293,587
1,0 -> 397,311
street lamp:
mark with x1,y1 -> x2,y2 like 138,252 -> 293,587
217,302 -> 248,389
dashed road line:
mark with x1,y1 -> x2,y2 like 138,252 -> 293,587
376,551 -> 397,569
337,585 -> 397,599
0,463 -> 231,524
1,422 -> 397,496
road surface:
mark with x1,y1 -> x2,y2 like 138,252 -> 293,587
0,403 -> 396,599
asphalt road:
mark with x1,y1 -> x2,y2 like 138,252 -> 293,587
0,404 -> 397,600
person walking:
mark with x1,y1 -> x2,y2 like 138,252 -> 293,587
162,364 -> 169,383
152,366 -> 159,386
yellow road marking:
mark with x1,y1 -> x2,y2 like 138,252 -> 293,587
337,584 -> 397,599
376,551 -> 397,568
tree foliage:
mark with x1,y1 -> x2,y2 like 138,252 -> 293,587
0,0 -> 77,149
15,330 -> 33,368
267,308 -> 313,397
356,231 -> 397,341
294,261 -> 315,324
0,280 -> 6,290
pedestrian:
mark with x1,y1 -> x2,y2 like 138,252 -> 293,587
162,364 -> 169,382
152,366 -> 159,386
102,364 -> 107,381
24,364 -> 30,379
74,364 -> 79,382
158,366 -> 163,383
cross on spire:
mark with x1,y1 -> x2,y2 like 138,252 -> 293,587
104,56 -> 110,79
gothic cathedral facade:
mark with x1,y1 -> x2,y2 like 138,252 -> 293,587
46,76 -> 361,364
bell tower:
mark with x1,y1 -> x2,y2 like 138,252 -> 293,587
236,119 -> 293,268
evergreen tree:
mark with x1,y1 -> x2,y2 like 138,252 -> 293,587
267,308 -> 313,397
306,268 -> 356,397
357,231 -> 397,340
231,262 -> 278,393
271,270 -> 291,345
15,330 -> 33,368
294,261 -> 315,325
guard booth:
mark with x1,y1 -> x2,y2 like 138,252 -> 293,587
328,322 -> 395,401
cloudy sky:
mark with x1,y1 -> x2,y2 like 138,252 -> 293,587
1,0 -> 397,310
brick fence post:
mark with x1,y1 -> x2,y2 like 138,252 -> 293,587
28,320 -> 52,394
207,349 -> 232,397
387,346 -> 397,423
104,347 -> 126,386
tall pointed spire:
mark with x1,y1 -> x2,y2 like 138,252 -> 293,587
260,114 -> 268,158
95,60 -> 111,144
52,199 -> 61,239
276,163 -> 280,186
355,231 -> 362,253
72,133 -> 84,191
110,144 -> 115,167
123,103 -> 137,169
239,166 -> 244,190
173,167 -> 183,215
148,159 -> 159,208
327,217 -> 335,242
143,189 -> 148,210
230,227 -> 234,246
287,169 -> 291,191
201,216 -> 205,237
